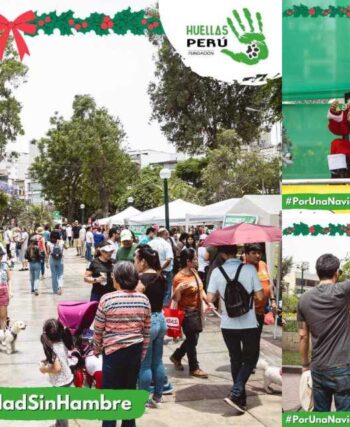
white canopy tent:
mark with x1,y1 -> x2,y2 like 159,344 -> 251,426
226,195 -> 280,227
97,206 -> 141,227
127,199 -> 203,226
185,198 -> 240,225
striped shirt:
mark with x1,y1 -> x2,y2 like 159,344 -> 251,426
93,290 -> 151,358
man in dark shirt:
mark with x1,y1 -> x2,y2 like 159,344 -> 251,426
72,220 -> 81,256
298,253 -> 350,411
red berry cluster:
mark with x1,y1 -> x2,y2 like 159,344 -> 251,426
101,16 -> 113,30
141,18 -> 160,31
38,16 -> 51,27
68,19 -> 88,30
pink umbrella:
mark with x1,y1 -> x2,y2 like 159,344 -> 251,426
203,223 -> 281,247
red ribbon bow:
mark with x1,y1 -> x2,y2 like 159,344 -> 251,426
0,11 -> 37,61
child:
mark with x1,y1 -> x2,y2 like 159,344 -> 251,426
39,319 -> 74,427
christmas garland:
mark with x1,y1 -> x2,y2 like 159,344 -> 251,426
30,9 -> 164,36
0,9 -> 164,60
283,4 -> 350,17
283,222 -> 350,236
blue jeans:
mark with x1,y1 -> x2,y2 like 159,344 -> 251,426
85,242 -> 93,262
50,257 -> 64,293
139,312 -> 166,399
312,366 -> 350,411
102,343 -> 142,427
29,262 -> 41,292
222,328 -> 259,400
40,258 -> 45,277
163,270 -> 173,307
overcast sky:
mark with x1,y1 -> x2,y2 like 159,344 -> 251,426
3,0 -> 174,154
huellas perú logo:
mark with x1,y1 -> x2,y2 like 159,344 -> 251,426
186,8 -> 269,65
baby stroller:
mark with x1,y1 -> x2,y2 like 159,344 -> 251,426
58,301 -> 103,389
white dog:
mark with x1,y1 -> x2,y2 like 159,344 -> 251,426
0,321 -> 27,354
257,359 -> 282,393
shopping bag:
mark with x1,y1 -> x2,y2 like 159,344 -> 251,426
163,307 -> 185,338
264,311 -> 275,325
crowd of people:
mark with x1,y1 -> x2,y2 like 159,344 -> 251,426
0,220 -> 278,427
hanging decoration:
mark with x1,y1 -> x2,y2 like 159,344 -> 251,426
283,222 -> 350,236
0,8 -> 164,60
283,4 -> 350,17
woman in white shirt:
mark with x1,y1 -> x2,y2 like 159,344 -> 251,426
197,234 -> 209,290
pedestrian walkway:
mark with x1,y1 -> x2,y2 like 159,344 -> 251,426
0,249 -> 281,427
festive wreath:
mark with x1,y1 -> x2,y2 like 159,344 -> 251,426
283,222 -> 350,236
283,4 -> 350,17
0,9 -> 164,60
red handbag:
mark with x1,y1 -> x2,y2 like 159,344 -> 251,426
163,307 -> 185,338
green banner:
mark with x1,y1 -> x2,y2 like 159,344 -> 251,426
223,214 -> 258,227
0,388 -> 148,420
283,0 -> 350,101
283,412 -> 350,426
283,104 -> 330,180
283,193 -> 350,210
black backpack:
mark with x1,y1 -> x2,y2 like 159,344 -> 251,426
51,243 -> 62,259
219,264 -> 254,318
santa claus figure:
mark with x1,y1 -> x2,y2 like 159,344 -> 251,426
328,100 -> 350,177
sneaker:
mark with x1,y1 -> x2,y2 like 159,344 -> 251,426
224,395 -> 246,413
148,397 -> 163,409
170,355 -> 184,371
31,290 -> 35,293
190,368 -> 208,379
34,290 -> 39,296
149,382 -> 174,395
57,288 -> 62,295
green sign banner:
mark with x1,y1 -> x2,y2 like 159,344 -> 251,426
223,214 -> 258,227
52,210 -> 61,220
0,388 -> 148,421
282,193 -> 350,210
283,412 -> 350,426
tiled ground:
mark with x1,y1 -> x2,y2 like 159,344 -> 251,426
0,249 -> 282,426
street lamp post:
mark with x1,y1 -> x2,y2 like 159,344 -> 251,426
127,197 -> 134,206
159,168 -> 171,230
297,262 -> 309,294
80,204 -> 85,225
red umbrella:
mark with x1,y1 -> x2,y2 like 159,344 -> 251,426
203,223 -> 281,247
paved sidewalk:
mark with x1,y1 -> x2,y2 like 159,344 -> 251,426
0,249 -> 282,427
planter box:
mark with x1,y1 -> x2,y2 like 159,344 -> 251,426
283,331 -> 299,352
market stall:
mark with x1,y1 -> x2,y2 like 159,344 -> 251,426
127,199 -> 202,226
185,198 -> 240,226
96,206 -> 141,227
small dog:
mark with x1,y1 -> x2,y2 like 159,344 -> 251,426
257,359 -> 282,393
0,320 -> 27,354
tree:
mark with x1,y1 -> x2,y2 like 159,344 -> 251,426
281,256 -> 294,293
0,197 -> 24,225
30,95 -> 135,220
0,41 -> 28,161
201,131 -> 280,202
175,158 -> 208,188
17,204 -> 53,229
148,38 -> 281,154
117,166 -> 200,211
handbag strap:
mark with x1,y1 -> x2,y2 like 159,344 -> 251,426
192,269 -> 202,311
